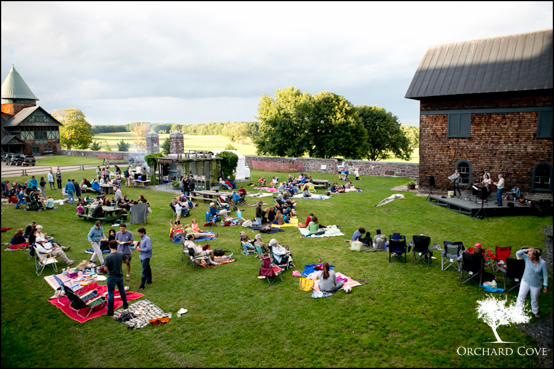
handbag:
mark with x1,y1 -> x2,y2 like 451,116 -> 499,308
350,241 -> 362,251
76,260 -> 89,271
299,277 -> 315,291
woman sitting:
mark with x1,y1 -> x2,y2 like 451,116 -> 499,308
304,216 -> 325,237
273,209 -> 289,225
9,228 -> 29,249
473,245 -> 496,284
318,262 -> 345,293
329,182 -> 339,194
258,176 -> 267,186
240,231 -> 256,251
184,234 -> 219,265
302,185 -> 312,197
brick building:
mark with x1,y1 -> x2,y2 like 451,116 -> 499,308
1,65 -> 62,155
406,30 -> 553,199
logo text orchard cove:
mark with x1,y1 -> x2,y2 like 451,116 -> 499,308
457,346 -> 548,356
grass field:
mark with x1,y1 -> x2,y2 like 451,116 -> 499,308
90,132 -> 420,162
34,156 -> 105,167
1,168 -> 551,367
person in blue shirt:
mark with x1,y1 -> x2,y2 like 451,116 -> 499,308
88,221 -> 107,264
227,176 -> 237,189
91,179 -> 103,195
65,178 -> 76,204
515,248 -> 548,318
15,187 -> 26,209
136,227 -> 152,292
28,176 -> 38,190
448,170 -> 462,198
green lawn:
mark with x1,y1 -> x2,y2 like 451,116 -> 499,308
35,156 -> 105,167
1,168 -> 550,367
89,132 -> 420,162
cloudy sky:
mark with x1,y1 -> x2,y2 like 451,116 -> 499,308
2,1 -> 552,127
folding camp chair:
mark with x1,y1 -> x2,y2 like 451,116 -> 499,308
410,235 -> 433,266
185,247 -> 210,269
269,245 -> 293,270
52,274 -> 83,306
62,284 -> 107,319
205,211 -> 219,224
489,246 -> 512,272
441,241 -> 464,271
459,252 -> 484,286
388,235 -> 407,263
241,241 -> 256,256
258,255 -> 284,284
255,245 -> 264,258
34,246 -> 58,276
497,257 -> 525,293
308,184 -> 316,193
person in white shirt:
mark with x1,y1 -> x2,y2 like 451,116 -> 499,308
35,237 -> 74,265
114,185 -> 122,203
493,174 -> 505,206
47,170 -> 55,190
184,234 -> 218,265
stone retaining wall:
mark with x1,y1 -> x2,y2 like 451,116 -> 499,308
244,156 -> 419,178
59,150 -> 135,161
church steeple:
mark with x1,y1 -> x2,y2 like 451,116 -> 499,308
1,65 -> 39,115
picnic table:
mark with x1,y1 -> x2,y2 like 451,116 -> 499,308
99,184 -> 114,194
191,190 -> 233,203
78,206 -> 125,223
310,179 -> 329,188
133,179 -> 151,187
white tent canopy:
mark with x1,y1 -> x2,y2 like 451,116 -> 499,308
212,150 -> 250,181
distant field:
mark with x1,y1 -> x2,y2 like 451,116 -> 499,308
90,132 -> 419,162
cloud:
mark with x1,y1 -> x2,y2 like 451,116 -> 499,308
2,1 -> 552,126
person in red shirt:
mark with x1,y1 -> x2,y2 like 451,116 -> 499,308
305,213 -> 314,227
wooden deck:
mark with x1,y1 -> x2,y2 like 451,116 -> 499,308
428,195 -> 538,217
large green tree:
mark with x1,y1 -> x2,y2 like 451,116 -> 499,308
255,87 -> 312,157
52,108 -> 93,150
307,91 -> 368,159
356,105 -> 412,161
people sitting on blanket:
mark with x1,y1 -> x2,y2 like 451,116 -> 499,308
258,176 -> 267,186
184,234 -> 219,266
253,234 -> 270,257
238,186 -> 247,202
255,200 -> 268,224
351,227 -> 366,242
373,229 -> 387,251
302,185 -> 312,197
209,202 -> 230,221
318,262 -> 345,293
9,228 -> 29,249
271,176 -> 279,187
35,236 -> 75,265
273,209 -> 290,225
268,239 -> 294,267
43,196 -> 55,209
329,182 -> 340,194
267,206 -> 276,223
304,216 -> 327,237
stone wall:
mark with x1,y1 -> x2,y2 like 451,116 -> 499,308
244,156 -> 419,178
59,150 -> 134,161
418,92 -> 553,200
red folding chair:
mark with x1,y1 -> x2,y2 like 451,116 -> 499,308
490,246 -> 511,272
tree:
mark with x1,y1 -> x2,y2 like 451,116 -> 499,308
401,124 -> 419,148
356,105 -> 413,161
52,108 -> 93,150
170,123 -> 181,134
161,137 -> 170,156
132,123 -> 150,152
255,87 -> 314,157
476,295 -> 531,343
89,140 -> 101,151
225,144 -> 237,150
103,141 -> 112,151
217,151 -> 239,179
117,139 -> 130,152
306,91 -> 368,159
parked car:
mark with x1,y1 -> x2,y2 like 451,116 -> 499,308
14,155 -> 36,166
8,154 -> 22,165
1,153 -> 14,162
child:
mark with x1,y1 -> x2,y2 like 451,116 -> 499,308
77,203 -> 84,215
191,219 -> 202,233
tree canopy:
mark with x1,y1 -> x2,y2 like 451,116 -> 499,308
52,108 -> 93,150
356,105 -> 413,161
132,123 -> 150,152
217,151 -> 239,179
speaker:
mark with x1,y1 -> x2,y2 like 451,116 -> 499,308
428,175 -> 435,186
477,186 -> 488,200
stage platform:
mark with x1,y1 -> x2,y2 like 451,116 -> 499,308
427,195 -> 537,217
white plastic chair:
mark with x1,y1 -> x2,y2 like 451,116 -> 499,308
34,246 -> 58,276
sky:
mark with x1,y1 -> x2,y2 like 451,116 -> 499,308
1,1 -> 552,127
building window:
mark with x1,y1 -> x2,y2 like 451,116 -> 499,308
532,163 -> 552,192
455,160 -> 472,186
43,145 -> 53,153
448,113 -> 471,138
537,110 -> 553,138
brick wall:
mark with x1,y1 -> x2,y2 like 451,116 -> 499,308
59,150 -> 133,161
244,156 -> 419,178
418,93 -> 553,200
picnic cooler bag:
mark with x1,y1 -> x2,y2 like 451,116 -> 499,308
299,277 -> 315,291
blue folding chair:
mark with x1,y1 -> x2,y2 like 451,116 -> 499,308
388,234 -> 408,263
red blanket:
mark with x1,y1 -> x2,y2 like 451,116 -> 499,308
48,282 -> 143,323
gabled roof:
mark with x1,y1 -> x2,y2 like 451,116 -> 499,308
405,29 -> 553,99
2,106 -> 62,127
1,134 -> 25,145
1,65 -> 39,101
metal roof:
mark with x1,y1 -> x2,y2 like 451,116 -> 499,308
2,106 -> 62,128
405,29 -> 553,99
1,65 -> 39,101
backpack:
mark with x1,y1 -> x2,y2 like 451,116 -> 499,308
213,248 -> 226,257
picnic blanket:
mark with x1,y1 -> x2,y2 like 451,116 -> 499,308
313,272 -> 362,292
246,226 -> 284,234
271,217 -> 299,228
247,192 -> 274,198
292,194 -> 333,200
302,264 -> 334,277
255,186 -> 279,192
298,225 -> 344,238
480,285 -> 505,293
193,258 -> 236,268
112,299 -> 168,329
173,231 -> 215,243
344,188 -> 362,193
47,281 -> 143,323
376,194 -> 404,207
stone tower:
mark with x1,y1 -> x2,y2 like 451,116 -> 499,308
169,130 -> 184,154
145,131 -> 159,154
1,65 -> 39,115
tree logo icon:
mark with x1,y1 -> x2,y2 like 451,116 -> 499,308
476,295 -> 531,343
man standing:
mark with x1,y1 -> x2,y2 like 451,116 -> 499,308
115,223 -> 134,281
47,170 -> 55,191
114,185 -> 122,203
65,178 -> 75,204
56,167 -> 63,189
124,166 -> 131,187
136,227 -> 152,292
448,169 -> 462,198
72,179 -> 82,199
87,221 -> 107,265
101,240 -> 129,316
493,174 -> 505,206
